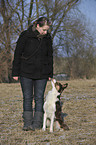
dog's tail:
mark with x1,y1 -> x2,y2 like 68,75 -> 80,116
55,101 -> 69,130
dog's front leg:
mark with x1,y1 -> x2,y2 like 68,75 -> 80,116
50,113 -> 55,132
42,112 -> 47,131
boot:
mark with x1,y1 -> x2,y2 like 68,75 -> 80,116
22,111 -> 33,131
29,112 -> 43,130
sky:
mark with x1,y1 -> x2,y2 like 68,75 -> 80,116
78,0 -> 96,33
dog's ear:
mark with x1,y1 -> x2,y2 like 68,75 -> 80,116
58,83 -> 68,94
62,83 -> 68,89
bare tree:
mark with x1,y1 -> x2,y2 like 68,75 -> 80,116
2,0 -> 92,82
54,13 -> 96,79
0,0 -> 35,82
0,0 -> 14,82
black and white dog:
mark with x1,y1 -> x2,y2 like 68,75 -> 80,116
42,79 -> 69,132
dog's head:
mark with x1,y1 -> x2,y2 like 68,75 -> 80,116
51,78 -> 68,95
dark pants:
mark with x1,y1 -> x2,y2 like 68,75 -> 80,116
20,77 -> 47,112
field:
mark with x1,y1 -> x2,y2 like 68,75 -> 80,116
0,79 -> 96,145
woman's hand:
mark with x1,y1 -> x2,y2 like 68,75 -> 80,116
13,77 -> 19,81
48,77 -> 52,81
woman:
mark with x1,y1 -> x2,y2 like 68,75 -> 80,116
12,17 -> 53,131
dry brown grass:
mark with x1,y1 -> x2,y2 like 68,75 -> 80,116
0,79 -> 96,145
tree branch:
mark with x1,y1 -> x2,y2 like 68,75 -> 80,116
28,0 -> 34,26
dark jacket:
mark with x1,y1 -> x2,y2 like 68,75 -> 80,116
12,25 -> 53,79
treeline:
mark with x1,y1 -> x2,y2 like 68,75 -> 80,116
54,56 -> 96,79
0,0 -> 96,82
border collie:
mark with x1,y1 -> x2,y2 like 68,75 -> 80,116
42,79 -> 69,132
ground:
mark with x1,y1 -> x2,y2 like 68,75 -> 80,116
0,79 -> 96,145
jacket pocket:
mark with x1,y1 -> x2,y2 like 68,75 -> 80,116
20,59 -> 35,73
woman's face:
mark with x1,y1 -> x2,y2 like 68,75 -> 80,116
36,24 -> 49,35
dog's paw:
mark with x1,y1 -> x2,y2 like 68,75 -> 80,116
50,126 -> 53,132
51,78 -> 56,84
42,128 -> 46,131
50,129 -> 53,133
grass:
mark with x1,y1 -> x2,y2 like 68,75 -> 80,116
0,79 -> 96,145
